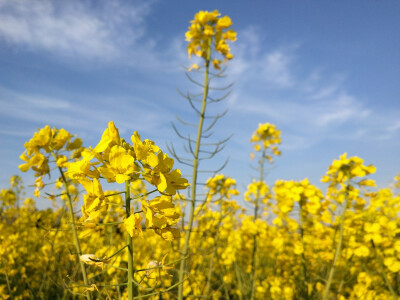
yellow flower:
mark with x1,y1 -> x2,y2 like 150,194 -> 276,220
66,137 -> 82,151
206,174 -> 240,201
98,145 -> 138,183
359,179 -> 376,187
143,152 -> 189,195
52,128 -> 72,150
56,155 -> 68,168
140,195 -> 181,241
142,195 -> 180,229
131,131 -> 159,167
212,58 -> 221,70
19,151 -> 49,176
384,257 -> 400,273
250,123 -> 281,163
354,245 -> 370,257
23,125 -> 52,155
94,121 -> 120,153
321,153 -> 376,185
66,149 -> 100,180
159,227 -> 180,241
216,16 -> 232,29
188,63 -> 200,71
80,178 -> 106,221
124,212 -> 143,238
185,10 -> 236,69
34,176 -> 45,198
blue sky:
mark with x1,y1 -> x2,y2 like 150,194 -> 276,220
0,0 -> 399,207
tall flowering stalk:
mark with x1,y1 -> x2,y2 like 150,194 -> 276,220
246,123 -> 281,299
321,153 -> 376,300
167,10 -> 237,300
20,122 -> 189,299
203,174 -> 240,297
67,121 -> 189,299
19,126 -> 92,300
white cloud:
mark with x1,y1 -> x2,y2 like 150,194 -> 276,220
310,84 -> 339,100
259,51 -> 293,87
0,0 -> 154,60
0,86 -> 168,138
386,121 -> 400,132
230,27 -> 295,88
226,26 -> 399,150
313,93 -> 370,127
231,91 -> 370,134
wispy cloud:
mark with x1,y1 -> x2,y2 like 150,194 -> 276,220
227,26 -> 398,149
386,121 -> 400,133
0,0 -> 154,60
0,86 -> 170,141
260,51 -> 294,88
312,93 -> 370,127
230,27 -> 297,88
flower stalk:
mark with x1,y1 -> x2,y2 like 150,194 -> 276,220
125,180 -> 135,300
322,182 -> 350,300
57,164 -> 92,300
371,240 -> 398,300
178,38 -> 211,300
250,149 -> 265,300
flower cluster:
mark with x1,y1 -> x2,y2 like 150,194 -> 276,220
66,121 -> 189,241
3,123 -> 400,299
250,123 -> 281,163
19,126 -> 82,197
321,152 -> 376,186
206,174 -> 239,201
185,10 -> 237,69
244,180 -> 271,206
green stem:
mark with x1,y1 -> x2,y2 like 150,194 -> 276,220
57,165 -> 92,300
204,205 -> 223,298
178,38 -> 211,300
92,244 -> 128,262
104,191 -> 126,197
299,201 -> 310,297
371,240 -> 398,299
134,280 -> 185,299
37,210 -> 64,297
116,276 -> 122,299
89,221 -> 124,226
322,183 -> 350,300
3,268 -> 12,300
104,264 -> 129,272
125,180 -> 135,300
234,262 -> 244,300
250,149 -> 266,300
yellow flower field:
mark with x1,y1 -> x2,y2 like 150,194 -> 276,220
1,10 -> 399,300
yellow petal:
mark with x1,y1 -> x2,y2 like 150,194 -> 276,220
157,172 -> 167,192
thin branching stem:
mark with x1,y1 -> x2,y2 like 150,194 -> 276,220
323,181 -> 350,300
371,240 -> 398,299
56,163 -> 92,300
178,38 -> 211,300
125,180 -> 135,300
250,148 -> 266,300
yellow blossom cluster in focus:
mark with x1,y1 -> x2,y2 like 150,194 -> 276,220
66,121 -> 189,241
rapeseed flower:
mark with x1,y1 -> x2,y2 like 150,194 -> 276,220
186,10 -> 236,69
